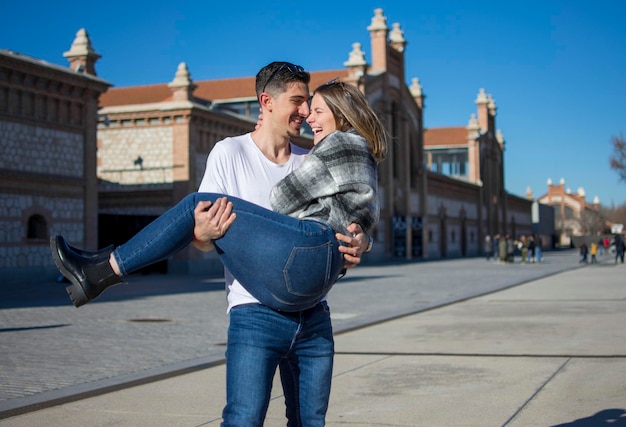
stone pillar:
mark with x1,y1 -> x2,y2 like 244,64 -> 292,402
367,8 -> 389,72
343,43 -> 368,89
168,62 -> 197,102
475,88 -> 489,131
64,29 -> 101,75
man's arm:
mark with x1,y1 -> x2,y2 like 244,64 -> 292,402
192,197 -> 236,252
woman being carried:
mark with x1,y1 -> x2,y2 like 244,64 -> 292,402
51,80 -> 387,311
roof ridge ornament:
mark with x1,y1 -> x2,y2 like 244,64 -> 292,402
367,8 -> 388,32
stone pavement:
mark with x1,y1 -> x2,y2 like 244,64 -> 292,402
1,250 -> 625,426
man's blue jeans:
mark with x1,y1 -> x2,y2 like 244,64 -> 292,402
113,193 -> 345,311
222,302 -> 334,427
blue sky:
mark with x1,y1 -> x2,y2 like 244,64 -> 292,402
3,0 -> 626,205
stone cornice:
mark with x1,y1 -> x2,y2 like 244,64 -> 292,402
99,100 -> 210,115
0,49 -> 110,89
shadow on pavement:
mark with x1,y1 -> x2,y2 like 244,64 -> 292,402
550,408 -> 626,426
0,274 -> 225,309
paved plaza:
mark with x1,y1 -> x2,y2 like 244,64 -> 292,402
1,250 -> 625,426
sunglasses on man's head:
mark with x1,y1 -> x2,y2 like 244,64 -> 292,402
262,62 -> 306,93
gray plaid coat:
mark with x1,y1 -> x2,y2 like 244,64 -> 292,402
270,129 -> 379,235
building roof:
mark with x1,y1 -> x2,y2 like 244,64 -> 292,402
0,49 -> 111,86
423,126 -> 468,147
100,69 -> 349,107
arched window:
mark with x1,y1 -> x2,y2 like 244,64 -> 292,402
27,214 -> 48,240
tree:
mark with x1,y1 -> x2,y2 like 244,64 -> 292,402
601,203 -> 626,228
609,133 -> 626,182
578,208 -> 606,236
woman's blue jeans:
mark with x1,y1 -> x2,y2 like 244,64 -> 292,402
113,193 -> 345,311
222,302 -> 334,427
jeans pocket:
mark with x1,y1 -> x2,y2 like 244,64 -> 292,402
283,243 -> 333,298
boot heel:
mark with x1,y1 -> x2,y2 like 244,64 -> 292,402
51,238 -> 80,286
66,283 -> 88,307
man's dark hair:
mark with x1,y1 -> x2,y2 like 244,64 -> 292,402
256,62 -> 310,97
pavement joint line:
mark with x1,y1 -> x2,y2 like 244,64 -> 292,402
334,352 -> 626,358
501,358 -> 571,427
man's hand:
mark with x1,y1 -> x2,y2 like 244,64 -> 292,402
336,223 -> 369,269
192,197 -> 236,252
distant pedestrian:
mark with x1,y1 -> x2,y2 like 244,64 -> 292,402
590,242 -> 598,264
614,234 -> 625,264
493,234 -> 500,260
520,235 -> 528,264
506,234 -> 515,263
484,235 -> 493,261
534,234 -> 543,262
597,238 -> 604,256
527,235 -> 536,263
499,235 -> 507,262
579,242 -> 588,264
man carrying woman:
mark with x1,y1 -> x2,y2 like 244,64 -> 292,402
51,61 -> 387,426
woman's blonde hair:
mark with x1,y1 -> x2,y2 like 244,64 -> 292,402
313,81 -> 388,163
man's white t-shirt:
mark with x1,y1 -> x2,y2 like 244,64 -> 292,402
198,133 -> 307,312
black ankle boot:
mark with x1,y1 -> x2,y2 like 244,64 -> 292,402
50,235 -> 125,307
55,243 -> 115,285
71,243 -> 115,259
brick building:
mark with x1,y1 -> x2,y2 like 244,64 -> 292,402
95,8 -> 531,272
422,86 -> 532,249
1,8 -> 533,280
0,29 -> 110,283
536,178 -> 602,246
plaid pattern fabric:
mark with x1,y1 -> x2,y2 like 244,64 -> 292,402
270,130 -> 379,235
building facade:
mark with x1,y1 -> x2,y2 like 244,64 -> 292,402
1,9 -> 534,280
536,178 -> 603,247
422,86 -> 533,250
0,29 -> 110,283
